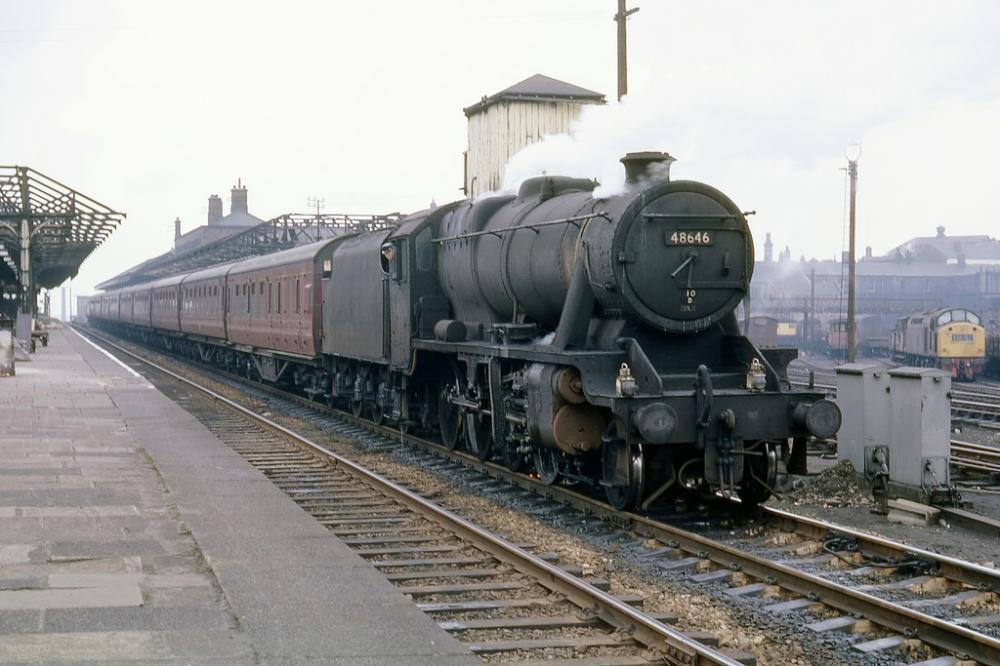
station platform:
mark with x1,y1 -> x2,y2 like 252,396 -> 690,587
0,327 -> 477,665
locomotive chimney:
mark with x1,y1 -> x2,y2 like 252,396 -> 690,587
207,194 -> 223,225
621,151 -> 675,185
231,179 -> 248,215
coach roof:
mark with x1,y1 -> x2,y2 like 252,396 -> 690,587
227,237 -> 342,276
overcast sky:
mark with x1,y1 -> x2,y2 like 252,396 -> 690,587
3,1 -> 999,315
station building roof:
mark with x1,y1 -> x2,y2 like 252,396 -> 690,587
0,166 -> 124,289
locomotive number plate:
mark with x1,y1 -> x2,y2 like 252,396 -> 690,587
666,231 -> 713,246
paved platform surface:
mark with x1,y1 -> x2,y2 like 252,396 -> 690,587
0,327 -> 477,665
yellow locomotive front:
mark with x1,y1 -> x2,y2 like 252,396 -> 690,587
934,309 -> 985,381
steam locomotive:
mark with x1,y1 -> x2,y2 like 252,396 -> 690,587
89,152 -> 840,508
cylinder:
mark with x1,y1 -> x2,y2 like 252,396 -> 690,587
552,404 -> 605,454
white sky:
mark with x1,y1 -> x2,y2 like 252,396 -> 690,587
3,1 -> 999,316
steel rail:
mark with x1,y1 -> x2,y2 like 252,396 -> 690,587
77,326 -> 741,666
761,506 -> 1000,591
952,440 -> 1000,460
80,326 -> 1000,664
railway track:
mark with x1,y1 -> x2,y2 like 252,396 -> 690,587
80,325 -> 1000,665
951,441 -> 1000,476
78,326 -> 748,666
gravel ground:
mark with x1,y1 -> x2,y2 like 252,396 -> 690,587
782,455 -> 1000,566
774,460 -> 873,509
953,422 -> 1000,447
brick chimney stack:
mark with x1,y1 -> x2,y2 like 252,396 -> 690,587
207,195 -> 223,225
231,179 -> 248,215
174,217 -> 182,242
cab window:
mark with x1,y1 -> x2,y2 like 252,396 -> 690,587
415,227 -> 434,272
381,242 -> 402,280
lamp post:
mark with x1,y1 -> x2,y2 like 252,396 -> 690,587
845,142 -> 861,363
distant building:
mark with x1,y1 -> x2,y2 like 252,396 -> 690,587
173,180 -> 265,253
463,74 -> 605,196
886,226 -> 1000,266
748,229 -> 1000,334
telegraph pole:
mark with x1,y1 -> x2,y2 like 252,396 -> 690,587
307,196 -> 325,218
846,151 -> 860,363
809,267 -> 816,346
614,0 -> 639,101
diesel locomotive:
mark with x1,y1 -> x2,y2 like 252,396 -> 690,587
90,152 -> 841,508
891,307 -> 986,381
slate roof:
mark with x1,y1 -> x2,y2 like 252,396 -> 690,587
886,231 -> 1000,263
463,74 -> 605,116
212,210 -> 265,228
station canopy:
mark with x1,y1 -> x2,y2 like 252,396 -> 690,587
97,212 -> 403,291
0,166 -> 125,289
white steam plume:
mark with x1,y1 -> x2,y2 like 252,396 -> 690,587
500,97 -> 678,199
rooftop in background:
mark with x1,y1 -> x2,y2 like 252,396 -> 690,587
0,165 -> 124,303
173,180 -> 266,254
463,73 -> 605,116
885,225 -> 1000,265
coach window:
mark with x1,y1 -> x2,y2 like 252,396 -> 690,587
295,278 -> 300,313
277,280 -> 282,313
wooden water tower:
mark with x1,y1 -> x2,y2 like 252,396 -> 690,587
463,74 -> 605,197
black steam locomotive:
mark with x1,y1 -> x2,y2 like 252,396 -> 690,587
92,152 -> 839,509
